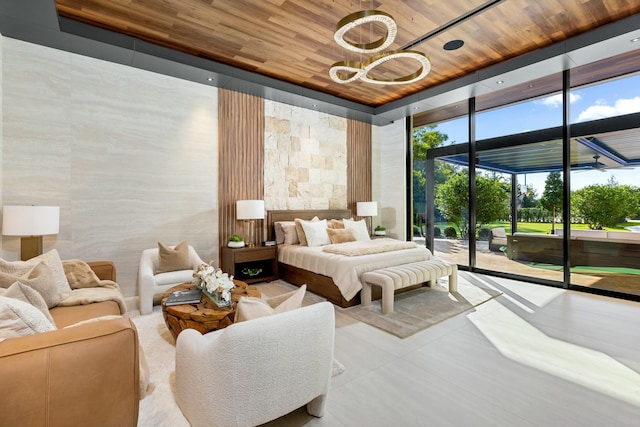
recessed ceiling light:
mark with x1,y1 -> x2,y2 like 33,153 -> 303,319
206,77 -> 214,82
631,37 -> 640,43
496,80 -> 504,84
443,40 -> 464,51
528,84 -> 535,88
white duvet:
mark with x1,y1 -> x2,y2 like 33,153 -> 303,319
278,241 -> 433,301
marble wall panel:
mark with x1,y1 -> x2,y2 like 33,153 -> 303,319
1,38 -> 218,298
373,119 -> 406,239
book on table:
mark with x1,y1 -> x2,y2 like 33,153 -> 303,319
165,289 -> 202,306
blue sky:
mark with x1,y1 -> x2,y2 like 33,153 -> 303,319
432,73 -> 640,192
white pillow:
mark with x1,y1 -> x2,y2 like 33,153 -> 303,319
300,219 -> 331,247
343,219 -> 371,241
0,249 -> 72,305
235,285 -> 306,322
0,295 -> 56,337
0,281 -> 55,324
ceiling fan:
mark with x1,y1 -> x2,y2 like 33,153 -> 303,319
591,154 -> 607,171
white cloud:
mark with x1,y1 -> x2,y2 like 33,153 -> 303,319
537,93 -> 581,108
576,96 -> 640,122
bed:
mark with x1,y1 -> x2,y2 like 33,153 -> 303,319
266,209 -> 434,308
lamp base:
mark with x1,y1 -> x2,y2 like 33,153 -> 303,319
20,236 -> 43,261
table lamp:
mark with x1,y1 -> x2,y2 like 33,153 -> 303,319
2,205 -> 60,260
357,201 -> 378,237
236,200 -> 264,247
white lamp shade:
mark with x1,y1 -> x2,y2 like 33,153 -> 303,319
2,206 -> 60,236
357,201 -> 378,217
236,200 -> 265,220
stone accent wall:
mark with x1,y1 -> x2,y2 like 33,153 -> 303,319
264,100 -> 347,210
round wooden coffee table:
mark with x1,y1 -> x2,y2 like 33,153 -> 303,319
161,280 -> 260,340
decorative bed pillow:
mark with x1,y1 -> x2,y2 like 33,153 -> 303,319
294,216 -> 319,246
300,219 -> 331,247
0,295 -> 56,337
327,228 -> 356,244
274,221 -> 296,245
0,249 -> 72,303
281,222 -> 300,245
343,218 -> 371,241
0,281 -> 55,324
235,285 -> 306,322
329,219 -> 346,229
156,241 -> 191,273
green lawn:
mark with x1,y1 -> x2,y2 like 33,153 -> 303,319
433,221 -> 634,236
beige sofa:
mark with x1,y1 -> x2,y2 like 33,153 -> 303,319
0,260 -> 140,427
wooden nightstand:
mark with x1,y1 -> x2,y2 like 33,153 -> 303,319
221,245 -> 278,284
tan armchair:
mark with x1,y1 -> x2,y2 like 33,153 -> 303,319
0,261 -> 140,427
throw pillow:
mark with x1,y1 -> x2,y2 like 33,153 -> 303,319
294,217 -> 319,246
62,259 -> 102,289
327,228 -> 356,244
329,219 -> 346,229
0,261 -> 63,308
0,281 -> 55,324
0,249 -> 72,301
156,241 -> 191,274
300,219 -> 331,247
280,222 -> 300,245
235,284 -> 306,322
343,218 -> 371,241
274,221 -> 296,245
0,295 -> 56,337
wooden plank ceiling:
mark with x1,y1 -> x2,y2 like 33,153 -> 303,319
56,0 -> 640,107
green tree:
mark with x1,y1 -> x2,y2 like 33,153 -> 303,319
435,171 -> 510,238
412,125 -> 455,233
571,181 -> 639,229
539,171 -> 563,233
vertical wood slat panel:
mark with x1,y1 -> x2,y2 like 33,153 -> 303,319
218,89 -> 265,260
347,119 -> 372,218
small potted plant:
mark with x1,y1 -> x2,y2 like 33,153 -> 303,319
374,225 -> 386,236
227,234 -> 245,248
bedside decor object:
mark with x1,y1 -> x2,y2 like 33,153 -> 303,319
228,234 -> 245,248
236,200 -> 265,247
193,263 -> 235,307
357,201 -> 378,237
374,225 -> 386,236
241,267 -> 262,277
2,205 -> 60,261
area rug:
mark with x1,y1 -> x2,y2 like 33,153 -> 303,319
131,281 -> 344,427
342,272 -> 502,339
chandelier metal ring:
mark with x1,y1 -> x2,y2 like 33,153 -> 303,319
333,10 -> 397,54
329,50 -> 431,85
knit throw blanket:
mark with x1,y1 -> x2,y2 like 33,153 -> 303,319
60,259 -> 127,314
322,238 -> 417,256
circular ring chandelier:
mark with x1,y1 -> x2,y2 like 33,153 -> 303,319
330,8 -> 430,85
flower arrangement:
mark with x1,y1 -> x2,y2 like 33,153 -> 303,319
193,263 -> 235,305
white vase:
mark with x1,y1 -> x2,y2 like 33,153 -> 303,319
227,241 -> 245,248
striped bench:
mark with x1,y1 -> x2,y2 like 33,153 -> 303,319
360,259 -> 458,314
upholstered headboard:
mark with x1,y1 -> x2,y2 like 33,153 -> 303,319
266,209 -> 352,241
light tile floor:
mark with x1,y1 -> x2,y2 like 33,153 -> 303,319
262,272 -> 640,427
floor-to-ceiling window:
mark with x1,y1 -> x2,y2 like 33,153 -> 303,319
411,50 -> 640,300
566,71 -> 640,297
